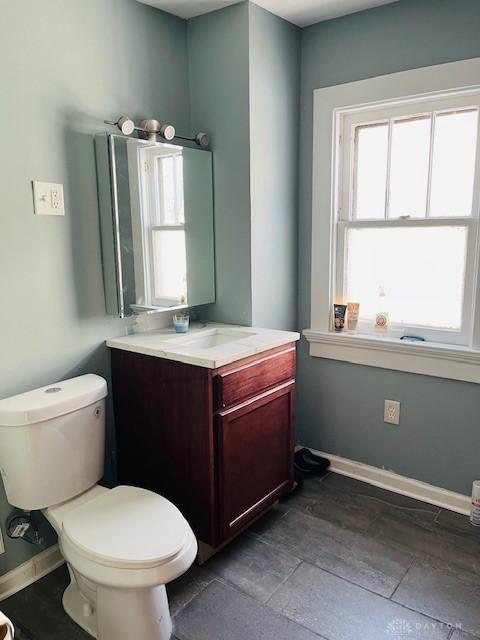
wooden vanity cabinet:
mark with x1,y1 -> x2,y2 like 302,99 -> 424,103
110,343 -> 296,552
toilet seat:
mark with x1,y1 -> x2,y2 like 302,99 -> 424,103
62,486 -> 189,570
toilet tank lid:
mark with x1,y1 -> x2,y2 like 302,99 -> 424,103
0,374 -> 107,426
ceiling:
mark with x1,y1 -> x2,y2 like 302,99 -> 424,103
137,0 -> 400,27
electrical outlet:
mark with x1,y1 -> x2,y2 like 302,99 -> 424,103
50,188 -> 62,210
32,181 -> 65,216
384,399 -> 400,425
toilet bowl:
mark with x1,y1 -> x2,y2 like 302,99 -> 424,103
45,485 -> 197,640
0,374 -> 197,640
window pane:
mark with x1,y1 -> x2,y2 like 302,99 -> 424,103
389,116 -> 430,218
152,229 -> 187,304
345,226 -> 467,330
156,155 -> 185,225
354,123 -> 388,219
429,110 -> 478,217
174,156 -> 185,224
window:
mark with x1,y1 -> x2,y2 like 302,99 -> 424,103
336,93 -> 480,345
305,59 -> 480,383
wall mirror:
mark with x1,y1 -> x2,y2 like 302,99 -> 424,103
95,134 -> 215,317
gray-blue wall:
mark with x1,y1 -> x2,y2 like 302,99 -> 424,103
0,0 -> 190,576
249,3 -> 300,331
188,3 -> 253,326
189,2 -> 299,330
297,0 -> 480,494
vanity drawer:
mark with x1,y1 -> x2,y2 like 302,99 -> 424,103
214,345 -> 295,410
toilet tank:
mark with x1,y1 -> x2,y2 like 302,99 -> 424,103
0,374 -> 108,510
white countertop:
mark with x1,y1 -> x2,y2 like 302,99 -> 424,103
106,322 -> 300,369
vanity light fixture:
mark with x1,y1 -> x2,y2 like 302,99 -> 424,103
104,116 -> 209,147
104,116 -> 136,135
175,132 -> 210,148
116,116 -> 135,135
139,119 -> 176,141
104,116 -> 175,141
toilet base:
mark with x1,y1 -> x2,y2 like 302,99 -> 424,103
62,569 -> 173,640
63,579 -> 98,638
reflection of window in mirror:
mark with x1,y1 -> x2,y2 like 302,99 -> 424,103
128,142 -> 187,308
151,228 -> 186,303
156,155 -> 185,226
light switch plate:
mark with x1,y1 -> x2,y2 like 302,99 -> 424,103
32,181 -> 65,216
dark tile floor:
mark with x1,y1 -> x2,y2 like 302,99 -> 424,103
2,472 -> 480,640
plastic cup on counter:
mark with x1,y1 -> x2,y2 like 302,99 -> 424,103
173,314 -> 190,333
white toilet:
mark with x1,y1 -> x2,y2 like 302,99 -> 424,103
0,374 -> 197,640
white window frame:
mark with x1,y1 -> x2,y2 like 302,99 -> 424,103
304,57 -> 480,384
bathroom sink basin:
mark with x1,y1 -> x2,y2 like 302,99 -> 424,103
169,328 -> 254,350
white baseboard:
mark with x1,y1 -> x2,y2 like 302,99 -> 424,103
0,544 -> 64,602
304,448 -> 471,516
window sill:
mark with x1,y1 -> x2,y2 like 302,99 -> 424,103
303,329 -> 480,384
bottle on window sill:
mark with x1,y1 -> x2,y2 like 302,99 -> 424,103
374,311 -> 389,331
374,286 -> 390,332
333,304 -> 347,332
347,302 -> 360,332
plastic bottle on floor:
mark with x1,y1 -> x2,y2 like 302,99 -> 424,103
470,480 -> 480,526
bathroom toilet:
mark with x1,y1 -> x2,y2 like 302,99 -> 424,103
0,374 -> 197,640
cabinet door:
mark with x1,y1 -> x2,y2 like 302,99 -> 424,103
216,381 -> 295,541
